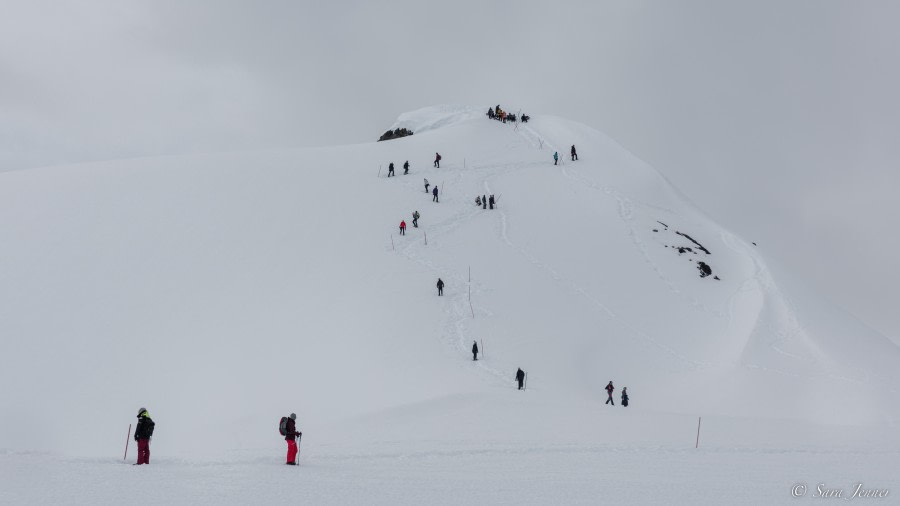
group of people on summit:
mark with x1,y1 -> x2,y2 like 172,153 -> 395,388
487,104 -> 529,124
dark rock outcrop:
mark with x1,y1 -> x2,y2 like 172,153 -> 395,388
378,128 -> 414,142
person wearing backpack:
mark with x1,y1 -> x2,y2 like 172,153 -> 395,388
621,387 -> 629,407
436,278 -> 444,296
515,368 -> 526,390
134,407 -> 155,465
434,152 -> 441,168
553,151 -> 559,165
403,160 -> 410,175
432,185 -> 439,203
605,381 -> 615,405
571,145 -> 578,161
388,162 -> 395,177
279,413 -> 302,465
412,210 -> 420,228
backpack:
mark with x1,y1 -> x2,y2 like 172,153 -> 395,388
279,416 -> 289,436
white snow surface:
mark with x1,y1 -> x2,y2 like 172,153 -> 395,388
1,105 -> 898,504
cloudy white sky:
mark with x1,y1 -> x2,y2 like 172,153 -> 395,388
2,1 -> 898,340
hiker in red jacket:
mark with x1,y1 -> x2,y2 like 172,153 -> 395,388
399,220 -> 406,236
605,381 -> 615,405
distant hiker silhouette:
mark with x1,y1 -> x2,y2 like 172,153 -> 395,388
482,194 -> 487,209
489,195 -> 495,210
412,210 -> 420,228
388,162 -> 395,177
553,152 -> 558,165
399,220 -> 406,236
476,195 -> 482,206
134,408 -> 154,465
432,186 -> 439,202
424,179 -> 430,193
434,152 -> 441,168
472,341 -> 479,361
621,387 -> 629,407
436,278 -> 444,296
516,368 -> 525,390
571,145 -> 578,161
605,381 -> 615,405
403,160 -> 409,175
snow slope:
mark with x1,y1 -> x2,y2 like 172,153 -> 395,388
1,105 -> 898,504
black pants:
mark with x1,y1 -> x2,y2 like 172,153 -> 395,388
434,161 -> 439,168
438,287 -> 443,296
425,185 -> 429,193
483,202 -> 486,209
572,154 -> 577,161
473,352 -> 477,361
400,227 -> 405,235
489,202 -> 493,209
433,195 -> 438,202
388,170 -> 394,176
606,394 -> 614,405
517,379 -> 524,390
404,168 -> 409,175
413,219 -> 418,227
554,159 -> 558,165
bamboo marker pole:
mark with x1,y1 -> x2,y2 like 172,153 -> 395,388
123,424 -> 132,461
695,417 -> 702,449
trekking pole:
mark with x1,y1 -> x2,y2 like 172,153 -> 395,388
378,165 -> 382,177
123,424 -> 131,461
391,234 -> 394,251
424,231 -> 427,245
524,372 -> 528,390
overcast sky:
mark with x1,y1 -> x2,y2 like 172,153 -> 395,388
2,0 -> 898,340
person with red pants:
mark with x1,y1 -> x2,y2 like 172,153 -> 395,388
284,413 -> 302,465
134,407 -> 155,465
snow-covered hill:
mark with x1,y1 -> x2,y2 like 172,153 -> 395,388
1,105 -> 898,504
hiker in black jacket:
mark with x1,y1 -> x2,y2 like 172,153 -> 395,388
388,162 -> 395,177
432,185 -> 439,202
621,387 -> 629,407
134,407 -> 155,465
516,368 -> 525,390
436,278 -> 444,296
403,160 -> 410,175
472,341 -> 479,361
283,413 -> 302,465
571,145 -> 578,161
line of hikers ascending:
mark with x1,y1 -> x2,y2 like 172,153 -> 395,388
553,145 -> 578,165
475,194 -> 497,209
487,104 -> 530,124
605,381 -> 629,407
